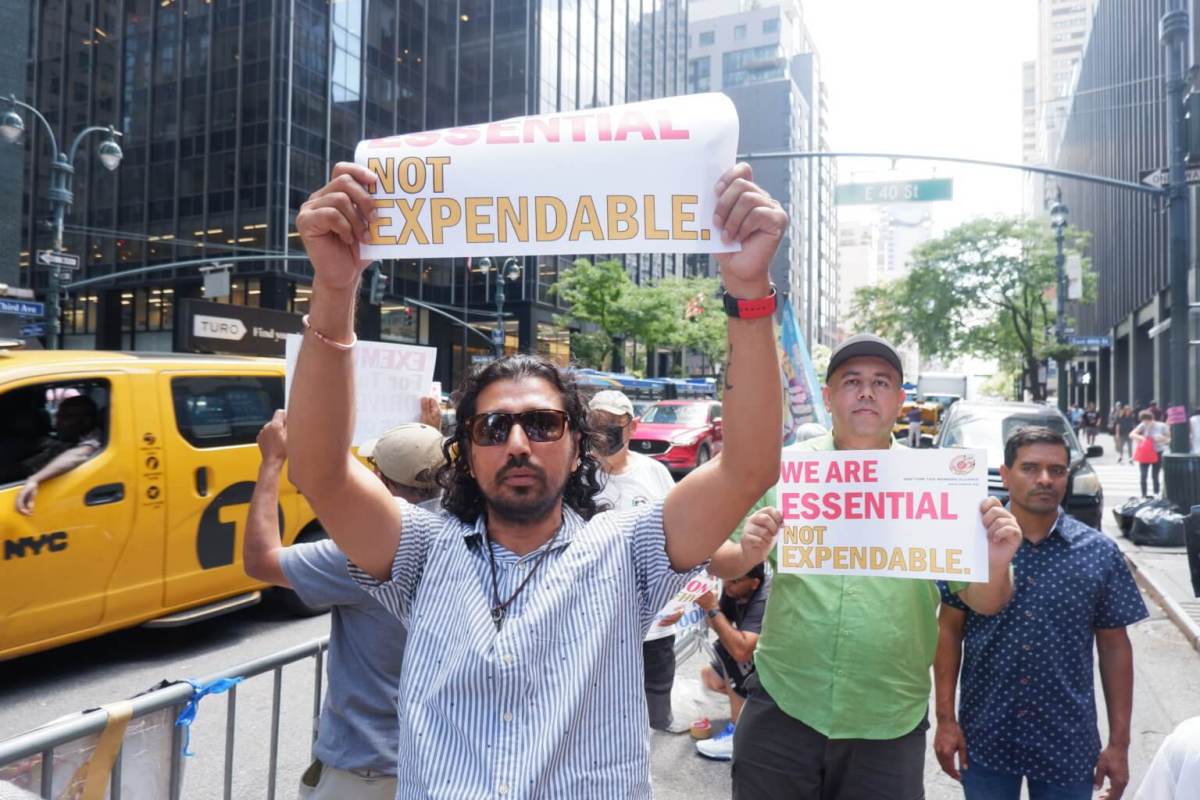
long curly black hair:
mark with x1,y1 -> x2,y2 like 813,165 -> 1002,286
437,354 -> 605,524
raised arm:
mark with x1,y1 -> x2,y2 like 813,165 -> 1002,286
288,163 -> 401,581
243,410 -> 291,588
663,163 -> 785,570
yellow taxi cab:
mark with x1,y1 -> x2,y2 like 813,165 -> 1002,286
0,349 -> 324,661
892,399 -> 944,447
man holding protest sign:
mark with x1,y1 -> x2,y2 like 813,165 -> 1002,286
727,333 -> 1023,800
287,155 -> 786,798
933,427 -> 1147,800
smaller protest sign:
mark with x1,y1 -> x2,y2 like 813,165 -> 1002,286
645,573 -> 720,641
775,448 -> 988,581
1167,405 -> 1188,425
285,335 -> 438,446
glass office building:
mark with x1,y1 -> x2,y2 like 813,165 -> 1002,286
18,0 -> 688,383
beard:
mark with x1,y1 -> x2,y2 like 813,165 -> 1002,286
484,458 -> 570,524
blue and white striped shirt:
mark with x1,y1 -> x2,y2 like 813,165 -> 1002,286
348,499 -> 701,799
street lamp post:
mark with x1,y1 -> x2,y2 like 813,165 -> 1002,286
1049,189 -> 1069,414
2,95 -> 123,349
493,257 -> 522,357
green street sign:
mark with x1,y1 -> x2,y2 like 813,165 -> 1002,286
835,178 -> 954,205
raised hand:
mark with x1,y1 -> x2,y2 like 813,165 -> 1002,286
296,162 -> 378,291
713,162 -> 788,296
257,409 -> 288,466
740,506 -> 784,566
980,496 -> 1022,570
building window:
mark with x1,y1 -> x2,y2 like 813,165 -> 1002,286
537,322 -> 571,367
698,30 -> 714,46
733,24 -> 746,41
722,45 -> 784,88
763,18 -> 779,34
688,57 -> 711,93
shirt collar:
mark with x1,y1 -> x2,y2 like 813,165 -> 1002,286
1005,504 -> 1078,545
462,504 -> 582,553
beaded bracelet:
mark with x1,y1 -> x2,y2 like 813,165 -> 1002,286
302,314 -> 357,351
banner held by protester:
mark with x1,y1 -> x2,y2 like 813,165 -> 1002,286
778,301 -> 830,444
354,94 -> 740,259
776,448 -> 989,581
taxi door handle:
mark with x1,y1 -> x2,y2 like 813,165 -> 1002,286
84,483 -> 125,506
195,467 -> 208,497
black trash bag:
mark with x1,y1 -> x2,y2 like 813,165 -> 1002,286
1129,501 -> 1186,547
1113,496 -> 1163,536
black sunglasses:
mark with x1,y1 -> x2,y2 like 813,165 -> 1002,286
466,409 -> 569,446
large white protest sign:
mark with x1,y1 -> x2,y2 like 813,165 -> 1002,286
285,334 -> 437,446
355,93 -> 740,259
775,448 -> 989,581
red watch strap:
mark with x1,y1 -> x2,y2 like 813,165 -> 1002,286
732,287 -> 777,319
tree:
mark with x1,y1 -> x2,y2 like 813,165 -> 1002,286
552,258 -> 638,370
852,217 -> 1093,401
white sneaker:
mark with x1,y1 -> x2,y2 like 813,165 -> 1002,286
665,716 -> 691,734
695,722 -> 735,760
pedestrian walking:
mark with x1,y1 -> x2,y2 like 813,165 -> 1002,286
242,411 -> 445,799
1189,408 -> 1200,456
933,427 -> 1147,800
1132,411 -> 1169,496
725,333 -> 1023,800
693,558 -> 773,762
906,405 -> 923,448
286,160 -> 787,798
1115,406 -> 1136,464
1083,402 -> 1100,446
588,389 -> 683,733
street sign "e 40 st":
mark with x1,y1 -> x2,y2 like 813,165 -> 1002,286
835,178 -> 954,205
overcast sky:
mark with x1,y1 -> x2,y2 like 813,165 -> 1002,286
802,0 -> 1039,229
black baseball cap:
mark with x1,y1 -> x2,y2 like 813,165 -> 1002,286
826,334 -> 904,381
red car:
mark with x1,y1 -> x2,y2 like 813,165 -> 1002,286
630,400 -> 724,475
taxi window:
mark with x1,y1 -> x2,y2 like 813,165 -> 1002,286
171,376 -> 283,448
0,379 -> 110,487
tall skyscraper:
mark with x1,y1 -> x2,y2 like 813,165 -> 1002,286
686,0 -> 838,345
15,0 -> 688,385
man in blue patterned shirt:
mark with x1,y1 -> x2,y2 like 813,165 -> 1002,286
286,160 -> 788,798
934,427 -> 1148,800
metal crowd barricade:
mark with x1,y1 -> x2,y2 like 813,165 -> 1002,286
0,637 -> 329,800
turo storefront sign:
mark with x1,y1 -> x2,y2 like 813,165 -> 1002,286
178,299 -> 304,357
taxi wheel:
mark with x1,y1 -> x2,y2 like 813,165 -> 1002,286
274,528 -> 333,617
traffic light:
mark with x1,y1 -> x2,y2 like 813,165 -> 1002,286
368,264 -> 388,305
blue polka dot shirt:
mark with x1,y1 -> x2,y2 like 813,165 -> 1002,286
938,509 -> 1148,785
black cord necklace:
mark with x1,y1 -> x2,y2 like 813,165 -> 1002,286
484,525 -> 560,632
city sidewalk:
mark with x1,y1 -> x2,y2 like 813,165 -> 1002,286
1091,432 -> 1200,651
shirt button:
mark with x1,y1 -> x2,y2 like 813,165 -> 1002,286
1020,676 -> 1030,685
518,562 -> 528,570
498,784 -> 510,796
1016,709 -> 1026,717
1024,611 -> 1033,620
502,653 -> 514,665
502,711 -> 513,722
1022,643 -> 1032,652
1026,576 -> 1036,586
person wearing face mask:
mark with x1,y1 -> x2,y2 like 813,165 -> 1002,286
588,390 -> 685,731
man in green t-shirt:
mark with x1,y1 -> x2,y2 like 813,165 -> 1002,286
714,334 -> 1022,800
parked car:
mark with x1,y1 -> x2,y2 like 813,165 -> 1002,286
629,400 -> 723,476
934,400 -> 1104,530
